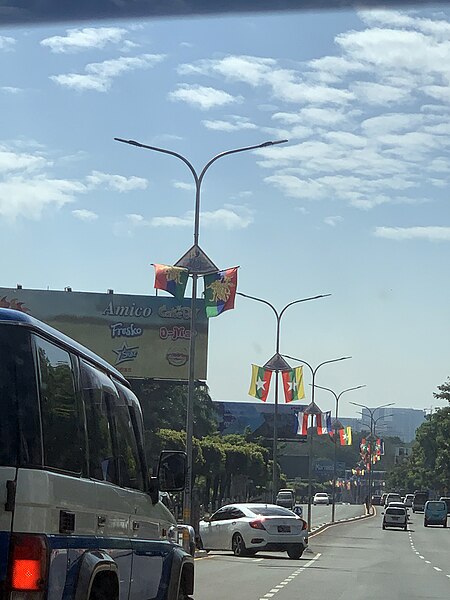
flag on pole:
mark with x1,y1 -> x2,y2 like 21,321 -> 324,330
153,264 -> 189,299
339,426 -> 352,446
296,411 -> 313,436
203,267 -> 238,318
248,365 -> 272,402
282,366 -> 305,403
316,411 -> 332,435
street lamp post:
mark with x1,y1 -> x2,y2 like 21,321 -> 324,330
359,412 -> 393,496
313,384 -> 366,522
349,402 -> 395,506
283,355 -> 351,530
236,292 -> 331,501
115,136 -> 288,526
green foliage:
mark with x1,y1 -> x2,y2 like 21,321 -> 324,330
131,379 -> 218,438
434,377 -> 450,403
385,399 -> 450,494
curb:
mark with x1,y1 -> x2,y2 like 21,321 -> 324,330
309,505 -> 377,538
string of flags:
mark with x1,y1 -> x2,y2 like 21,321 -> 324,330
153,264 -> 238,319
360,437 -> 384,468
248,365 -> 305,403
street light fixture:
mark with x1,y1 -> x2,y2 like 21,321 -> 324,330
283,354 -> 352,529
349,402 -> 395,503
313,383 -> 366,522
115,136 -> 288,526
236,292 -> 331,501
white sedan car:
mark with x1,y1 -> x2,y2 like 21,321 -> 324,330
199,503 -> 308,559
313,493 -> 330,505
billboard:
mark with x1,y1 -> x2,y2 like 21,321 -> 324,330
214,400 -> 307,440
0,288 -> 208,380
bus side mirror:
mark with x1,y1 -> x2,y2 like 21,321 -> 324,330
158,451 -> 187,492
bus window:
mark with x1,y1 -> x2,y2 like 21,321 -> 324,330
0,325 -> 41,467
109,384 -> 144,491
35,336 -> 84,474
80,360 -> 118,484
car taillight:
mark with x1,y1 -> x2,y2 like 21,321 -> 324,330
9,534 -> 48,596
249,520 -> 266,530
300,519 -> 308,530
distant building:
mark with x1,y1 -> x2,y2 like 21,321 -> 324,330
361,407 -> 425,443
214,401 -> 307,440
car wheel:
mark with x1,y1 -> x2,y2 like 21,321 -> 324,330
424,520 -> 428,527
382,524 -> 386,529
443,521 -> 447,528
287,545 -> 304,559
403,525 -> 407,531
232,533 -> 247,557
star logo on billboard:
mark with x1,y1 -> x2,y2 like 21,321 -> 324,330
113,342 -> 139,365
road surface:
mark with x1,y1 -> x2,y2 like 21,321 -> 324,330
193,509 -> 450,600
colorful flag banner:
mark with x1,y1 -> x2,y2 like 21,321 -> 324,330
203,267 -> 238,318
316,411 -> 332,435
296,411 -> 313,436
282,366 -> 305,403
153,264 -> 189,299
248,365 -> 272,402
339,426 -> 352,446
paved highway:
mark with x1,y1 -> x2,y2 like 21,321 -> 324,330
299,502 -> 364,529
193,509 -> 450,600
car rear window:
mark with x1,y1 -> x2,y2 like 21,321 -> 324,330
386,508 -> 406,515
248,505 -> 295,517
428,502 -> 445,510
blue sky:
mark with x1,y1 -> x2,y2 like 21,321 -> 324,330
0,7 -> 449,417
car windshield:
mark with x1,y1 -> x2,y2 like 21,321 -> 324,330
248,505 -> 296,517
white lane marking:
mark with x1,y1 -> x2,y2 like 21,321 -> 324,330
425,560 -> 431,564
419,556 -> 425,559
434,567 -> 442,572
253,558 -> 263,562
259,553 -> 321,600
416,552 -> 420,555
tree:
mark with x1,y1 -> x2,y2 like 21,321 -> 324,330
434,377 -> 450,403
131,379 -> 218,438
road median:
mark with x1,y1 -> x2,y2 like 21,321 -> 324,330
309,504 -> 376,538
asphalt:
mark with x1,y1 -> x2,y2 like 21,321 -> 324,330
193,508 -> 450,600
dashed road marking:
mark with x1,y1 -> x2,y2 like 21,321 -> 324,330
425,560 -> 431,564
434,567 -> 442,572
419,555 -> 425,559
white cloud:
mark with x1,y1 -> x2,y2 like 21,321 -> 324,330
41,27 -> 127,53
202,115 -> 257,132
361,113 -> 425,136
178,55 -> 354,105
0,36 -> 15,51
352,81 -> 410,105
324,215 -> 344,226
173,181 -> 195,191
1,86 -> 21,94
72,209 -> 98,221
86,170 -> 148,192
51,54 -> 165,92
150,204 -> 254,229
168,84 -> 240,110
374,226 -> 450,241
0,176 -> 86,220
126,213 -> 145,225
0,147 -> 48,174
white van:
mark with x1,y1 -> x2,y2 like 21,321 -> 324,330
0,308 -> 194,600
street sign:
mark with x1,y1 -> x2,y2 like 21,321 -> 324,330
175,244 -> 218,274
